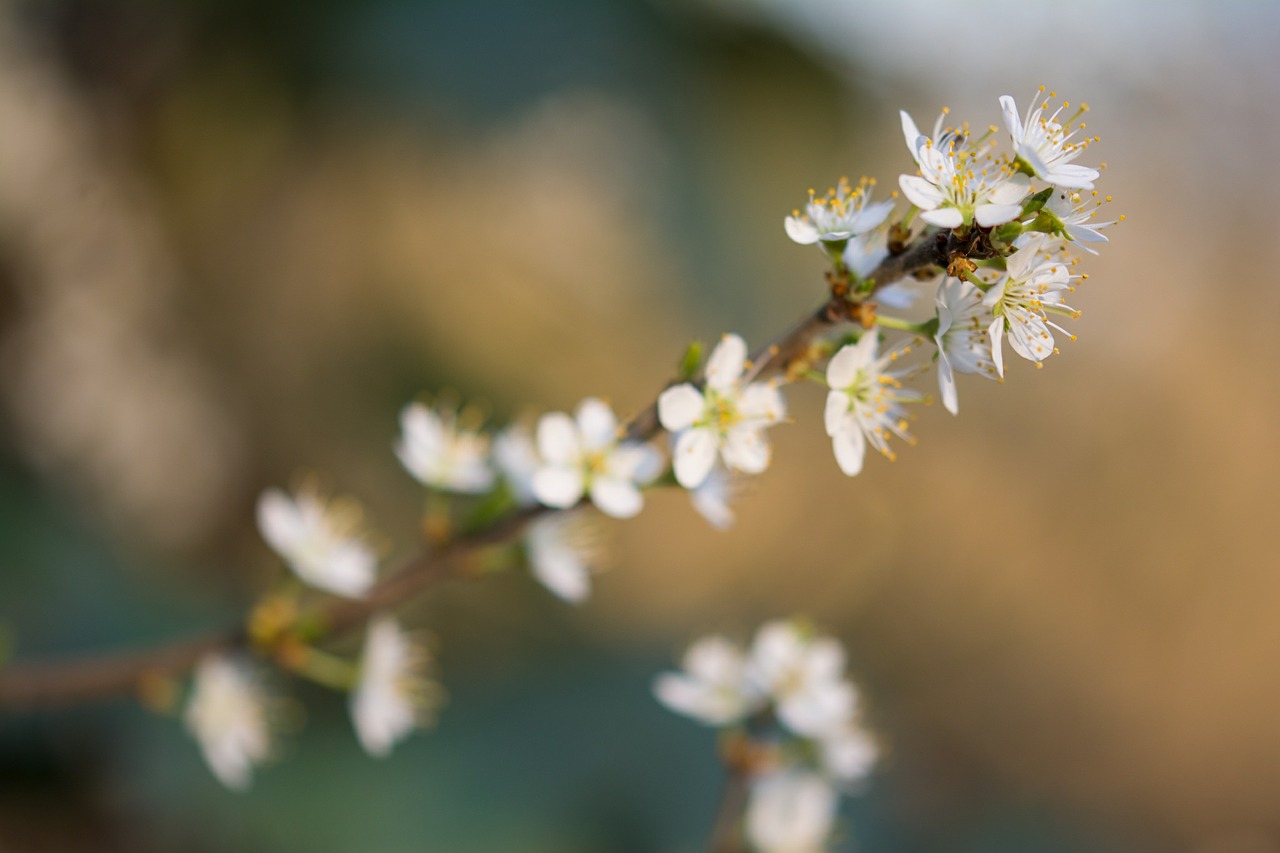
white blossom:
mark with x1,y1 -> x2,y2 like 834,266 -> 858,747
934,277 -> 998,416
653,635 -> 762,726
785,176 -> 894,246
351,616 -> 432,758
531,398 -> 663,519
658,334 -> 786,490
395,401 -> 495,494
983,235 -> 1078,375
824,334 -> 922,477
526,512 -> 602,604
746,621 -> 856,739
899,109 -> 1029,229
1041,188 -> 1115,254
1000,90 -> 1099,190
185,655 -> 272,790
256,486 -> 377,598
745,770 -> 839,853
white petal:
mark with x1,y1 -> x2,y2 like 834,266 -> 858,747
536,412 -> 581,466
937,349 -> 959,415
657,384 -> 704,432
575,398 -> 618,451
875,282 -> 917,310
738,383 -> 785,424
589,477 -> 644,519
899,110 -> 924,163
608,443 -> 664,484
673,427 -> 719,490
705,334 -> 747,393
827,335 -> 875,389
847,198 -> 895,234
920,206 -> 966,228
988,172 -> 1031,205
1049,163 -> 1099,189
832,428 -> 866,476
530,545 -> 590,603
999,95 -> 1022,141
531,466 -> 584,508
722,427 -> 771,474
988,316 -> 1006,378
974,202 -> 1023,228
824,391 -> 849,437
784,216 -> 820,245
256,489 -> 303,555
898,174 -> 944,210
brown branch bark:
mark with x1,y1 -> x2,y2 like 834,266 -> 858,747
0,229 -> 947,711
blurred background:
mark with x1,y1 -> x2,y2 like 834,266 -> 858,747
0,0 -> 1277,850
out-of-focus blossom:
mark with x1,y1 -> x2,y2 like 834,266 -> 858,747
745,770 -> 839,853
257,486 -> 377,597
653,635 -> 762,726
351,616 -> 435,758
395,401 -> 495,494
185,655 -> 272,790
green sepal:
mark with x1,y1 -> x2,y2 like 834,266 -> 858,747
1021,187 -> 1054,215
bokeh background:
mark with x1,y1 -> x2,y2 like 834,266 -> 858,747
1,0 -> 1278,850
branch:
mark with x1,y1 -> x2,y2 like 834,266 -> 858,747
0,229 -> 947,710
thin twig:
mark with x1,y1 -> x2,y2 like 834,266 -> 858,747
0,229 -> 947,710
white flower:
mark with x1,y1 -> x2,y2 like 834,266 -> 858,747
185,655 -> 272,790
531,398 -> 663,519
526,512 -> 602,604
824,335 -> 922,477
818,726 -> 878,784
658,334 -> 786,490
785,176 -> 894,246
257,486 -> 377,598
745,770 -> 839,853
1041,188 -> 1115,254
493,422 -> 540,507
983,235 -> 1078,375
654,635 -> 763,726
899,109 -> 1029,229
395,401 -> 495,494
351,616 -> 433,758
934,277 -> 998,416
690,463 -> 738,530
1000,90 -> 1099,190
747,621 -> 856,739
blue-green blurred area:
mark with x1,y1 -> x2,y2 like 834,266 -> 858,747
2,0 -> 1280,850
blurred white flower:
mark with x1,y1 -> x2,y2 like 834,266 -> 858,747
493,421 -> 540,506
784,176 -> 894,246
257,486 -> 377,597
824,335 -> 922,477
1000,90 -> 1099,189
983,234 -> 1077,375
351,616 -> 433,758
185,655 -> 272,791
526,512 -> 603,604
532,398 -> 663,519
899,109 -> 1029,229
934,277 -> 998,416
658,334 -> 786,490
395,401 -> 495,494
653,635 -> 762,726
746,770 -> 839,853
747,621 -> 856,739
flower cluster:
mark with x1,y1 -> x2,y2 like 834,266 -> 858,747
654,620 -> 877,852
174,89 -> 1117,807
